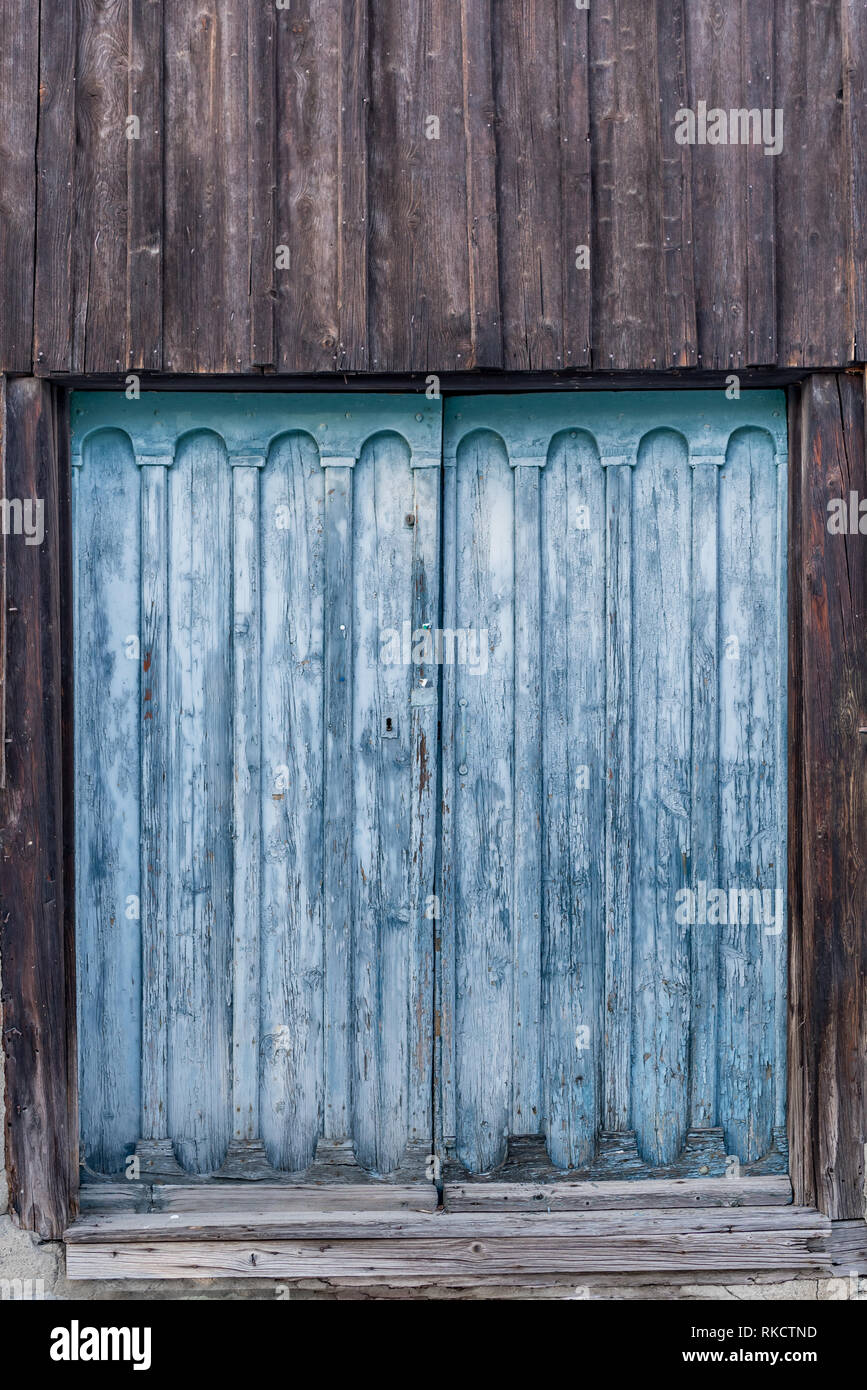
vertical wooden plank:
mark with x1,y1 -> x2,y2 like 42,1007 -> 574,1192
0,380 -> 74,1237
843,1 -> 867,359
337,0 -> 369,371
351,437 -> 410,1170
492,0 -> 563,369
459,0 -> 502,368
603,460 -> 632,1133
74,0 -> 130,373
33,2 -> 77,372
630,431 -> 691,1166
137,454 -> 178,1172
167,432 -> 233,1172
163,0 -> 249,372
542,431 -> 605,1168
260,434 -> 325,1171
75,429 -> 142,1175
684,0 -> 748,371
274,0 -> 340,372
351,438 -> 437,1172
322,459 -> 354,1144
717,427 -> 781,1162
128,0 -> 164,371
791,373 -> 867,1219
742,0 -> 777,365
785,383 -> 806,1205
437,456 -> 458,1162
589,0 -> 667,368
774,428 -> 789,1136
248,0 -> 276,369
57,392 -> 78,1219
368,0 -> 472,371
406,462 -> 440,1157
0,2 -> 37,370
557,0 -> 592,368
512,463 -> 542,1135
223,457 -> 265,1169
453,431 -> 513,1172
655,0 -> 697,368
776,1 -> 852,366
688,457 -> 721,1127
0,376 -> 6,789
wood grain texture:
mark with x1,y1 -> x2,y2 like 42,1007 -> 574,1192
630,430 -> 692,1165
788,373 -> 867,1220
127,0 -> 164,370
493,0 -> 564,369
844,0 -> 867,359
74,428 -> 142,1171
445,1175 -> 794,1210
717,427 -> 784,1161
775,0 -> 852,366
33,1 -> 77,372
0,2 -> 37,370
0,380 -> 76,1239
74,0 -> 130,373
162,0 -> 249,372
260,433 -> 326,1170
71,394 -> 443,1182
274,0 -> 339,373
442,393 -> 788,1179
3,2 -> 865,372
542,430 -> 605,1167
65,1204 -> 826,1242
166,432 -> 234,1171
64,1203 -> 830,1278
139,458 -> 170,1142
367,0 -> 472,371
589,0 -> 669,370
229,461 -> 262,1143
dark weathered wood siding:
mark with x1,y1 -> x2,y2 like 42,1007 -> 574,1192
788,372 -> 867,1222
0,380 -> 77,1240
0,0 -> 864,377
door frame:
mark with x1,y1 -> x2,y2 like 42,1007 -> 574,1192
2,371 -> 865,1237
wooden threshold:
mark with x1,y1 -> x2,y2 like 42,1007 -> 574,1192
65,1201 -> 829,1281
443,1175 -> 793,1210
78,1182 -> 439,1215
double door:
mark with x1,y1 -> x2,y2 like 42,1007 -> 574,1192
73,390 -> 788,1184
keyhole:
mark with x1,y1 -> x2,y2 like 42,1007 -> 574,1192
385,717 -> 393,733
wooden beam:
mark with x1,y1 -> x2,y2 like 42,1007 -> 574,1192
0,378 -> 76,1238
445,1176 -> 793,1211
65,1205 -> 827,1245
788,374 -> 867,1220
64,1205 -> 830,1279
79,1182 -> 439,1216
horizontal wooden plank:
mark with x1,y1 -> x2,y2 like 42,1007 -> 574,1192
829,1219 -> 867,1274
78,1182 -> 439,1214
65,1205 -> 827,1245
153,1184 -> 438,1214
65,1227 -> 830,1280
444,1176 -> 793,1211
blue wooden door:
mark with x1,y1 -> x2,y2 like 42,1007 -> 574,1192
73,393 -> 443,1179
73,389 -> 788,1186
438,392 -> 788,1180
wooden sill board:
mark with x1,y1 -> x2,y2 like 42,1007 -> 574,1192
77,1174 -> 792,1216
79,1182 -> 439,1215
65,1204 -> 830,1280
443,1175 -> 793,1210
